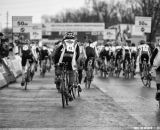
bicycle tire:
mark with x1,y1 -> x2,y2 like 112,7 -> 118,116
88,80 -> 91,89
141,63 -> 150,87
71,86 -> 75,99
61,90 -> 66,108
24,77 -> 27,90
78,87 -> 80,97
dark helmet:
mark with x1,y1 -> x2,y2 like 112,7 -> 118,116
63,32 -> 75,39
131,43 -> 135,47
140,40 -> 145,45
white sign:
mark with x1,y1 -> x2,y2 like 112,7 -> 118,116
30,24 -> 42,39
103,29 -> 116,40
13,26 -> 32,33
12,16 -> 32,33
135,16 -> 152,33
44,23 -> 105,32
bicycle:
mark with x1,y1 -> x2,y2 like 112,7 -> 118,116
100,58 -> 107,78
124,59 -> 131,79
108,57 -> 115,77
85,57 -> 94,89
130,57 -> 136,78
141,58 -> 152,87
40,57 -> 47,77
58,62 -> 75,108
115,58 -> 122,78
58,62 -> 69,108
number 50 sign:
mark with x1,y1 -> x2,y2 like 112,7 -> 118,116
135,16 -> 152,33
12,16 -> 32,27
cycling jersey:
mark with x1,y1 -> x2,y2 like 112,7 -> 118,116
138,44 -> 150,65
138,44 -> 150,54
130,46 -> 137,53
21,44 -> 34,67
40,46 -> 49,61
63,39 -> 76,57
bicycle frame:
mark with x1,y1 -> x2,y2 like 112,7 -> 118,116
141,59 -> 151,87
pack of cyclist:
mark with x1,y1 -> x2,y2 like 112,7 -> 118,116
20,39 -> 52,86
17,31 -> 160,105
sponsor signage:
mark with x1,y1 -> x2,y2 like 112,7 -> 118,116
103,29 -> 116,40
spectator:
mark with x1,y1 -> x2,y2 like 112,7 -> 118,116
0,38 -> 9,58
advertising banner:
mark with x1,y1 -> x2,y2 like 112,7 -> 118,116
30,24 -> 42,40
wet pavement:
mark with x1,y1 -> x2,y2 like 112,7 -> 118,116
94,72 -> 160,127
0,69 -> 143,129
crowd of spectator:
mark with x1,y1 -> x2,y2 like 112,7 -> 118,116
0,32 -> 15,59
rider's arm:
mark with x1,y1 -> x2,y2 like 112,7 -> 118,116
76,45 -> 80,61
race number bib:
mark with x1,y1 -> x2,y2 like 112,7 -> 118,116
142,46 -> 148,52
65,40 -> 75,52
23,45 -> 28,51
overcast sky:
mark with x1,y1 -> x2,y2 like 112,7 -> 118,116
0,0 -> 123,29
0,0 -> 87,28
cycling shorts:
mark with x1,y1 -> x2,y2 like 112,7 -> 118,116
141,53 -> 149,64
131,52 -> 137,60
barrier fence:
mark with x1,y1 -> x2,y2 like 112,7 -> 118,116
0,55 -> 22,88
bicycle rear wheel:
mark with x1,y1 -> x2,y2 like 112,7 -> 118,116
141,64 -> 149,87
61,90 -> 65,108
61,86 -> 68,108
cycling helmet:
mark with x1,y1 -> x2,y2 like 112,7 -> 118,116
63,32 -> 75,39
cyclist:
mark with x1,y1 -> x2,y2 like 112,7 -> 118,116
54,32 -> 80,101
39,44 -> 49,73
99,43 -> 109,75
138,40 -> 151,76
77,50 -> 85,92
122,43 -> 131,74
20,40 -> 34,86
30,42 -> 39,71
115,43 -> 123,70
108,42 -> 116,64
130,43 -> 137,73
84,39 -> 96,82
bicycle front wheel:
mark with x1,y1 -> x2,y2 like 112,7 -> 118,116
61,90 -> 66,108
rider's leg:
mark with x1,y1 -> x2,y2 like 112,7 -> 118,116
78,69 -> 82,92
68,70 -> 74,101
21,56 -> 27,86
84,58 -> 88,82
